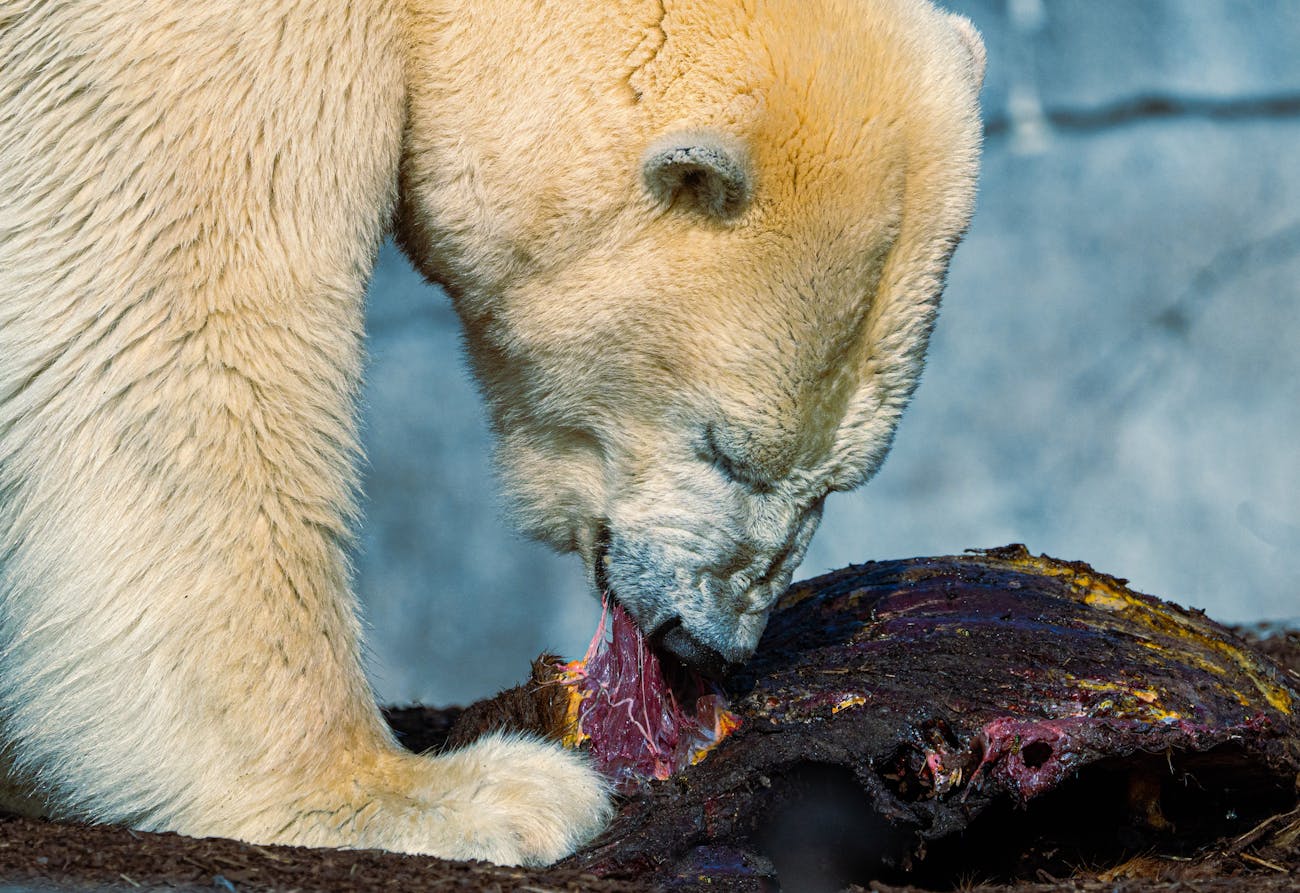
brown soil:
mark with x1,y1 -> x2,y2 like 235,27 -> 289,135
0,550 -> 1296,893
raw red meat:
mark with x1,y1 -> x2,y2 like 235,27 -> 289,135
557,601 -> 740,794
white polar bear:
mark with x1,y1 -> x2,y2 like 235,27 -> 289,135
0,0 -> 984,866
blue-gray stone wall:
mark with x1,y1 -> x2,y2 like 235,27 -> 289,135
358,1 -> 1300,705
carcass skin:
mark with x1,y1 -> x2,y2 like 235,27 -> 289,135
454,547 -> 1300,889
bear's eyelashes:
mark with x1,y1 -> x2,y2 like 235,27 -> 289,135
642,131 -> 753,220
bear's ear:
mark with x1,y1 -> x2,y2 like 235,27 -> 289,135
947,14 -> 987,90
642,131 -> 753,220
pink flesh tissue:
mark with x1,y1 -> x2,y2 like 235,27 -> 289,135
563,602 -> 739,794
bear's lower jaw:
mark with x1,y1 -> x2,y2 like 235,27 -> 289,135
586,491 -> 824,669
653,621 -> 738,680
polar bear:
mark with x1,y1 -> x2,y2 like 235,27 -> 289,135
0,0 -> 984,867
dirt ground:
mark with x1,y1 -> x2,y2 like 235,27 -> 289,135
0,621 -> 1294,891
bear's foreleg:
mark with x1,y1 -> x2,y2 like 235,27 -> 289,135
0,0 -> 608,864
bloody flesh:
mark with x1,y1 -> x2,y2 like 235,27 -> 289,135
558,601 -> 740,794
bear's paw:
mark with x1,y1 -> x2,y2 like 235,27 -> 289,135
355,733 -> 612,866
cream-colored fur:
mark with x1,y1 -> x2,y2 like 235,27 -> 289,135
0,0 -> 982,865
400,0 -> 985,667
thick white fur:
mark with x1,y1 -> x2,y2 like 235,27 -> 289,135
0,0 -> 981,864
400,0 -> 986,664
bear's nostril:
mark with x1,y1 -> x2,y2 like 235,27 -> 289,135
754,502 -> 820,589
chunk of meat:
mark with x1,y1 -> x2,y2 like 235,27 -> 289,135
556,602 -> 741,794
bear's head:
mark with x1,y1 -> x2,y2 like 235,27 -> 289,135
397,0 -> 985,673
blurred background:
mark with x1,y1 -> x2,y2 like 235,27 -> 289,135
357,0 -> 1300,706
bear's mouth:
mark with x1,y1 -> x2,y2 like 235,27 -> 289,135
590,520 -> 702,694
592,522 -> 737,677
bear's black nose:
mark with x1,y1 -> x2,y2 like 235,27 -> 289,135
655,622 -> 738,680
